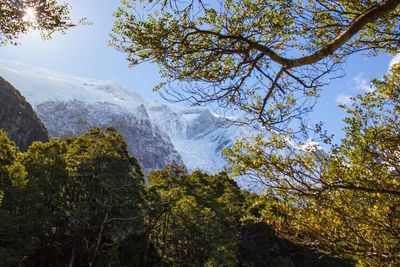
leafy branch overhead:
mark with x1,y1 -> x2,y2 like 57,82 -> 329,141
111,0 -> 400,130
0,0 -> 83,45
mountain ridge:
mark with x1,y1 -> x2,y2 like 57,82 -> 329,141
0,60 -> 260,177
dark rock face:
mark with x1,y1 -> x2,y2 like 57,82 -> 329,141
0,76 -> 48,150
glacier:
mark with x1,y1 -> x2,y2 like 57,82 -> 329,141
0,60 -> 262,180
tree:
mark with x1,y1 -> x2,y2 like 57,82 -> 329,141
0,127 -> 148,266
0,0 -> 77,45
0,130 -> 30,266
111,2 -> 400,264
111,0 -> 399,131
146,165 -> 353,267
224,64 -> 400,266
0,128 -> 356,265
0,130 -> 26,205
146,165 -> 244,266
58,127 -> 146,266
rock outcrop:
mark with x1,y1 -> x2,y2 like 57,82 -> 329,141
0,76 -> 48,150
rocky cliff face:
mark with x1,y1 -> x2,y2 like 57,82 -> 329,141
36,100 -> 183,173
0,76 -> 48,150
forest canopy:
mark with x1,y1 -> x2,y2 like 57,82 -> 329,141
0,128 -> 350,266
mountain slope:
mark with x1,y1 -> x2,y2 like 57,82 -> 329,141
0,76 -> 48,150
147,103 -> 260,172
36,100 -> 182,173
0,60 -> 260,174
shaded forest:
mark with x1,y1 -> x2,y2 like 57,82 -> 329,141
0,127 -> 352,266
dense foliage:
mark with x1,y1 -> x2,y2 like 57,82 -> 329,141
146,166 -> 244,266
0,128 -> 147,266
0,127 -> 351,266
224,65 -> 400,266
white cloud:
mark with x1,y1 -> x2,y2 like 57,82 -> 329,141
389,53 -> 400,71
353,73 -> 374,93
336,94 -> 352,105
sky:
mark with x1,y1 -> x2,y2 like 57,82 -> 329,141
0,0 -> 162,100
0,0 -> 397,144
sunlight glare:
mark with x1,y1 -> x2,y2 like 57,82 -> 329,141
22,7 -> 37,25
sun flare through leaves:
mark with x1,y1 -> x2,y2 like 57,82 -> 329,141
22,7 -> 38,30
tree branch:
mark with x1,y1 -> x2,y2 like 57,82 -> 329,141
189,0 -> 399,68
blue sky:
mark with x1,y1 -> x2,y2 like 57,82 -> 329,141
0,0 -> 162,100
0,0 -> 397,144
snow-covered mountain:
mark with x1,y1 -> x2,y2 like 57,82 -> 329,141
147,104 -> 259,172
0,60 -> 260,175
